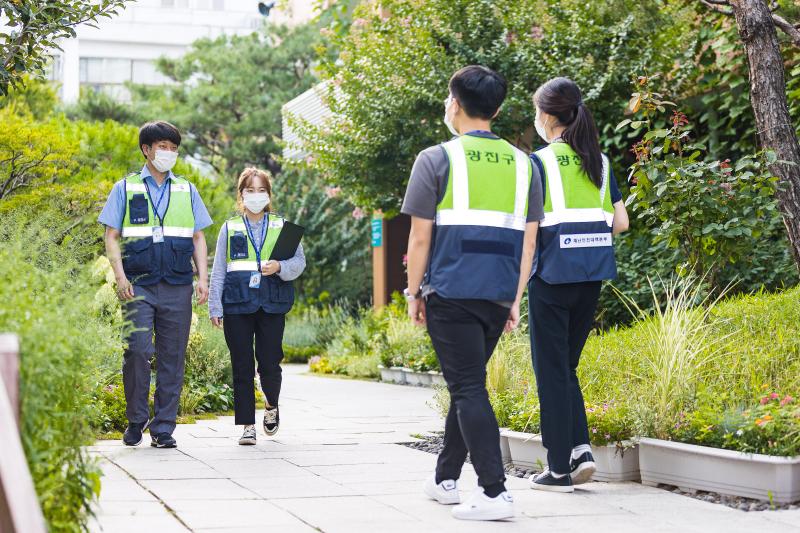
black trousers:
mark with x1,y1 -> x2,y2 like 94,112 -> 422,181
426,294 -> 508,488
223,309 -> 285,425
529,276 -> 602,474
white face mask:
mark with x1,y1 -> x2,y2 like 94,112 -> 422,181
243,192 -> 270,213
443,95 -> 459,136
151,149 -> 178,172
534,109 -> 549,143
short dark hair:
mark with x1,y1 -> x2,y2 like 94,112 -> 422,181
138,121 -> 181,156
448,65 -> 507,120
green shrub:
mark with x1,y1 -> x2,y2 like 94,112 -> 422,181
674,392 -> 800,456
0,216 -> 125,532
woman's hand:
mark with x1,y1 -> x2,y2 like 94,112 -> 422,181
408,298 -> 426,326
116,276 -> 135,301
210,317 -> 223,329
261,260 -> 281,276
504,300 -> 521,333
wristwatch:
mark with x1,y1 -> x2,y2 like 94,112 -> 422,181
403,288 -> 421,301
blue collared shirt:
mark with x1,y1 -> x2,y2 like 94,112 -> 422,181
98,165 -> 213,232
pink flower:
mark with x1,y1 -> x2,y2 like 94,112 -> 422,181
591,427 -> 598,434
324,186 -> 341,199
605,434 -> 611,440
781,395 -> 793,406
352,18 -> 368,28
530,25 -> 544,40
760,396 -> 770,405
351,207 -> 365,220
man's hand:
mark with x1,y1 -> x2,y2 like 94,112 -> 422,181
261,260 -> 281,276
504,300 -> 521,333
408,297 -> 426,326
195,279 -> 209,305
115,275 -> 135,301
210,317 -> 223,329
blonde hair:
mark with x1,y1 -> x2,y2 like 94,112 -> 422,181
235,167 -> 273,214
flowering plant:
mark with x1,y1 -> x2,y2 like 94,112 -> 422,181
585,401 -> 635,448
672,390 -> 800,457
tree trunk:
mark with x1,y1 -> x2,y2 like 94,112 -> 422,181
730,0 -> 800,271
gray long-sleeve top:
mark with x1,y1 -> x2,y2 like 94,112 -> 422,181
208,215 -> 306,318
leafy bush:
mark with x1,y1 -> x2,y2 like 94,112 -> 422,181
0,215 -> 125,532
673,392 -> 800,457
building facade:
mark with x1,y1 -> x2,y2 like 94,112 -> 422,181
49,0 -> 316,102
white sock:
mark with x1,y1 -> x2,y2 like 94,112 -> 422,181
571,444 -> 592,460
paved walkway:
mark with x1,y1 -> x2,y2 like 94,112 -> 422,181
90,365 -> 800,533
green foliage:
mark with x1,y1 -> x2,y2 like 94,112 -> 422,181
674,392 -> 800,457
0,106 -> 78,199
127,22 -> 325,175
620,76 -> 792,292
0,214 -> 125,532
0,0 -> 128,95
0,75 -> 58,119
274,166 -> 372,302
298,0 -> 695,211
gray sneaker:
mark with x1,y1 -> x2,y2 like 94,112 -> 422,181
263,406 -> 279,436
238,425 -> 257,446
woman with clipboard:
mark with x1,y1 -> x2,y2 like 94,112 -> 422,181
208,167 -> 305,445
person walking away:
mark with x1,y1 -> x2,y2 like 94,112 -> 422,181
403,65 -> 542,521
526,77 -> 629,492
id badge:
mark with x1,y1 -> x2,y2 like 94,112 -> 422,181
152,226 -> 164,243
249,272 -> 261,289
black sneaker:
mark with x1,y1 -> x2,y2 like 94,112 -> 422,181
122,422 -> 145,446
570,451 -> 596,485
150,432 -> 177,448
263,406 -> 279,436
529,470 -> 574,493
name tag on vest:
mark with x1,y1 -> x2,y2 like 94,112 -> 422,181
560,233 -> 612,248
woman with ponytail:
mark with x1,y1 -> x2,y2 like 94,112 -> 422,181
526,77 -> 629,492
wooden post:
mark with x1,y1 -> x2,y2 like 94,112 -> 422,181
371,214 -> 387,309
0,333 -> 47,533
0,334 -> 19,423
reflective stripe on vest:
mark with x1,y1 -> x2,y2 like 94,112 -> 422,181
121,174 -> 195,238
436,136 -> 530,231
538,145 -> 613,228
225,214 -> 284,273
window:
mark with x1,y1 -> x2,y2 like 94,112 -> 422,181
132,60 -> 172,85
161,0 -> 175,7
79,58 -> 132,84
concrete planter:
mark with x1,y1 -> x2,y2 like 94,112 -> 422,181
499,428 -> 512,464
501,429 -> 640,481
377,365 -> 406,384
402,369 -> 432,387
428,371 -> 446,387
639,438 -> 800,503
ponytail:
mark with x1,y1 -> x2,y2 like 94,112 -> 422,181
533,78 -> 604,188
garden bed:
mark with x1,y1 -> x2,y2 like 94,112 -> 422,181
639,438 -> 800,504
501,429 -> 640,482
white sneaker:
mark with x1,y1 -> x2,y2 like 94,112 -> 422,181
451,488 -> 514,521
238,425 -> 256,446
423,475 -> 460,505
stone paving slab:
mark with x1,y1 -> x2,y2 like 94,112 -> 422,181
90,364 -> 800,532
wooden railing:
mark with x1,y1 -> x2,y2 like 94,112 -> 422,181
0,334 -> 46,533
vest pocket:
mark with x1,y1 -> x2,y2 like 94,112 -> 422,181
128,194 -> 149,225
230,232 -> 249,260
122,238 -> 153,274
269,278 -> 292,303
170,239 -> 195,274
222,277 -> 250,304
462,239 -> 515,257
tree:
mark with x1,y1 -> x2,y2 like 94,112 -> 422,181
0,106 -> 76,199
698,0 -> 800,270
0,0 -> 129,95
130,22 -> 325,178
294,0 -> 698,212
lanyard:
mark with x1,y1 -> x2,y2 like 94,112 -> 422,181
243,215 -> 269,271
464,130 -> 495,136
144,177 -> 170,226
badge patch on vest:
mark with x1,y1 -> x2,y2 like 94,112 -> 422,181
560,233 -> 612,248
